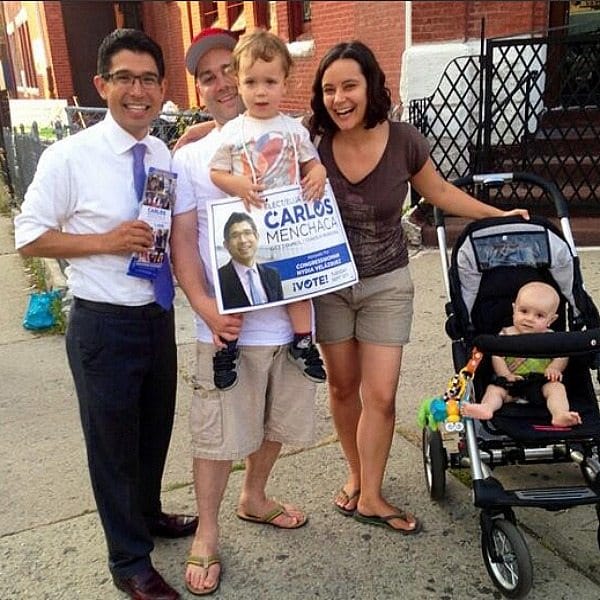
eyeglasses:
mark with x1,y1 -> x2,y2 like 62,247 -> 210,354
228,228 -> 256,241
103,71 -> 162,89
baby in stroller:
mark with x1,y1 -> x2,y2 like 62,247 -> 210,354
461,281 -> 582,427
420,173 -> 600,599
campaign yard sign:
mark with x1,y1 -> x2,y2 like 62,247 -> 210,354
207,181 -> 358,314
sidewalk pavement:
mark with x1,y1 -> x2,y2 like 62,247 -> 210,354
2,212 -> 600,599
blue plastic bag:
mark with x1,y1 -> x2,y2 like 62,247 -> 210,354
23,290 -> 61,330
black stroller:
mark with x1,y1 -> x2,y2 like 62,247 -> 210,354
420,172 -> 600,599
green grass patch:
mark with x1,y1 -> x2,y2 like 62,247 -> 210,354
37,126 -> 56,141
449,468 -> 473,487
49,293 -> 67,335
16,124 -> 56,141
23,256 -> 48,291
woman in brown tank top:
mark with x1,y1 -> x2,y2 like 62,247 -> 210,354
309,41 -> 529,534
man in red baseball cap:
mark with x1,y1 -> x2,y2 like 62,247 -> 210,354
173,27 -> 242,142
171,28 -> 314,596
185,27 -> 236,76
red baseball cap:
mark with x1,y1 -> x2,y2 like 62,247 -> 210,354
185,28 -> 237,75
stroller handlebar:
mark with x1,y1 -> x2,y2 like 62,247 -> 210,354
434,172 -> 569,227
473,329 -> 600,358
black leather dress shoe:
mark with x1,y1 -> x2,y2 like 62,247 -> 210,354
113,566 -> 180,600
149,512 -> 198,538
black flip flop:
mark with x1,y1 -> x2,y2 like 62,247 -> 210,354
333,488 -> 360,517
354,510 -> 423,535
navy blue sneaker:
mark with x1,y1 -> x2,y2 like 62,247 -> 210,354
288,337 -> 326,382
213,346 -> 239,390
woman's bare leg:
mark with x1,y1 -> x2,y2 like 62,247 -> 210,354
352,342 -> 418,531
321,339 -> 362,510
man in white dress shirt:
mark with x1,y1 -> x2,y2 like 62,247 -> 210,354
170,28 -> 316,596
14,29 -> 196,600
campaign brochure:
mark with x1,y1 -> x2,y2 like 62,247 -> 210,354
127,167 -> 176,280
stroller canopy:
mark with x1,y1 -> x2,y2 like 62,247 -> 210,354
448,215 -> 599,342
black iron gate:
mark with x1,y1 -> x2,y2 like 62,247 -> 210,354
409,28 -> 600,215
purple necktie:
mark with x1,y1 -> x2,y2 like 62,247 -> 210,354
132,143 -> 174,310
247,269 -> 262,305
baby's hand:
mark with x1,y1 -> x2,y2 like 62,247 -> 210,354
301,164 -> 326,202
505,374 -> 523,382
545,367 -> 563,382
229,176 -> 265,211
241,190 -> 266,212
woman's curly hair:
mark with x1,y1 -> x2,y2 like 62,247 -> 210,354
309,41 -> 391,136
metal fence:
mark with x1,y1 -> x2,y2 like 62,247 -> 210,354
2,107 -> 211,205
409,28 -> 600,215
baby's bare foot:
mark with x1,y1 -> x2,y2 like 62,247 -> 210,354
552,411 -> 582,427
461,403 -> 494,420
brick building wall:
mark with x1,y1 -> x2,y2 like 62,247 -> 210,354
274,0 -> 550,115
278,1 -> 406,114
19,2 -> 44,96
354,1 -> 405,111
412,1 -> 548,43
41,2 -> 73,101
0,1 -> 553,111
145,0 -> 273,110
142,1 -> 198,109
3,1 -> 53,98
3,1 -> 74,101
155,1 -> 550,114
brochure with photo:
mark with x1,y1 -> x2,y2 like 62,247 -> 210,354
127,167 -> 177,280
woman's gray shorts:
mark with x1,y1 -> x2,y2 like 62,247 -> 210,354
314,265 -> 414,347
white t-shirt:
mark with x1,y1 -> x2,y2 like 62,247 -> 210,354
14,112 -> 172,305
172,127 -> 293,345
210,113 -> 318,187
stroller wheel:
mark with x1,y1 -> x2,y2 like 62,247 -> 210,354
482,518 -> 533,599
422,427 -> 447,500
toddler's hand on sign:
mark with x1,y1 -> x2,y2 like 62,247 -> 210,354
301,163 -> 326,202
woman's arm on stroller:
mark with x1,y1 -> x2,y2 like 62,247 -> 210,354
411,159 -> 530,221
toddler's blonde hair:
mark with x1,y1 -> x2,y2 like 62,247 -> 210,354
231,30 -> 292,77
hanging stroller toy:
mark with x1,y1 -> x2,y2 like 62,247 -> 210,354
418,348 -> 483,433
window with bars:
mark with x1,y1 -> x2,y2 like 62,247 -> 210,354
288,1 -> 311,41
226,1 -> 244,27
198,2 -> 268,34
13,22 -> 37,89
199,1 -> 218,29
254,1 -> 271,29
